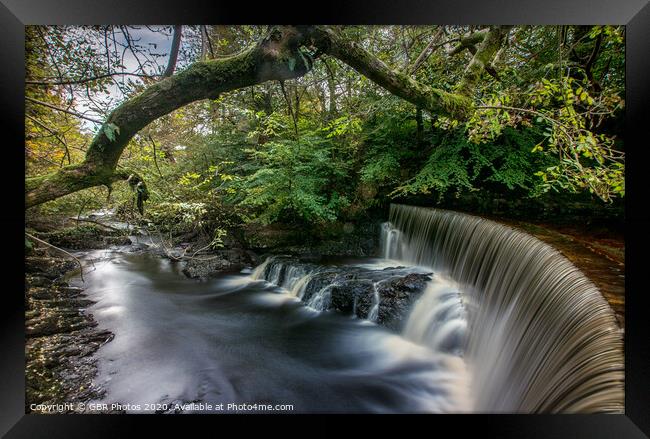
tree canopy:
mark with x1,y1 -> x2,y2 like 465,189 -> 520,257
25,25 -> 625,227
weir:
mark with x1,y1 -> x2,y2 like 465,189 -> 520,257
383,204 -> 624,413
251,204 -> 624,413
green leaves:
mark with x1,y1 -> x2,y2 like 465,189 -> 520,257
391,126 -> 556,199
323,115 -> 362,138
236,133 -> 353,225
209,228 -> 228,249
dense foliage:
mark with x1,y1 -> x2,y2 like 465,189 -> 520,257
25,25 -> 625,231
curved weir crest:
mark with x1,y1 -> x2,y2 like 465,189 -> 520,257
383,204 -> 624,413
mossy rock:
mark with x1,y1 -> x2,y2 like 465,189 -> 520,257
242,223 -> 308,250
37,225 -> 130,250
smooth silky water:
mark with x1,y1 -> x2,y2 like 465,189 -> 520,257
74,203 -> 623,413
74,249 -> 470,413
382,204 -> 624,413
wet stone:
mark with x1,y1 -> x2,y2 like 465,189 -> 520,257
257,256 -> 432,331
25,255 -> 114,413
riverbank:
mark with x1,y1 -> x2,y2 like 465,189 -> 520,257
24,220 -> 138,413
25,253 -> 113,413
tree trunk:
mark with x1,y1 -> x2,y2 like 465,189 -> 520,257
323,59 -> 337,117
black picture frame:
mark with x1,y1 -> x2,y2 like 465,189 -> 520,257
3,0 -> 649,436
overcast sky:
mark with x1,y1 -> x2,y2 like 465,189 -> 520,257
75,26 -> 176,131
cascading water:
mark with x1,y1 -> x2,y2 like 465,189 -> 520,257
250,255 -> 434,326
249,253 -> 473,410
307,284 -> 336,311
251,256 -> 323,301
402,280 -> 467,357
290,273 -> 314,299
367,282 -> 381,322
382,204 -> 624,413
380,222 -> 401,260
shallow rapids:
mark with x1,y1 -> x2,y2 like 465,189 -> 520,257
74,250 -> 470,413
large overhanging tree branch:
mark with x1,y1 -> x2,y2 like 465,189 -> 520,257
307,26 -> 475,120
26,25 -> 510,209
26,26 -> 313,208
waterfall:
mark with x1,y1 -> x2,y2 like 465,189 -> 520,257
249,256 -> 433,324
382,204 -> 624,413
367,283 -> 380,322
251,256 -> 274,280
251,256 -> 328,308
402,280 -> 467,357
307,284 -> 336,311
289,273 -> 314,299
380,222 -> 401,260
251,256 -> 315,297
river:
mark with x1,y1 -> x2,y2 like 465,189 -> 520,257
69,204 -> 623,414
72,249 -> 470,413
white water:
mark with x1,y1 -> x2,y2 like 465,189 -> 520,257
251,256 -> 474,410
307,284 -> 336,311
77,251 -> 472,413
402,277 -> 467,357
367,283 -> 380,322
382,204 -> 624,413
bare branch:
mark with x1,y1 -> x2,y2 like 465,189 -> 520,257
26,72 -> 160,86
409,28 -> 445,74
26,115 -> 71,165
25,232 -> 86,282
26,96 -> 103,124
163,25 -> 183,78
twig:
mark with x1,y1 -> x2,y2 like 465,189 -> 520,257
476,104 -> 575,134
148,135 -> 164,177
25,232 -> 86,282
25,97 -> 103,124
26,72 -> 159,86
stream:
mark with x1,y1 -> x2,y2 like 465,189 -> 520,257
68,204 -> 623,414
72,248 -> 470,413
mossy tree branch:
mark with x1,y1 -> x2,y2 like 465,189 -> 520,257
26,25 -> 511,209
26,26 -> 313,208
448,29 -> 489,56
308,26 -> 475,121
456,26 -> 512,96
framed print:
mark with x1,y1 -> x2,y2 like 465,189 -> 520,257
2,0 -> 649,436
